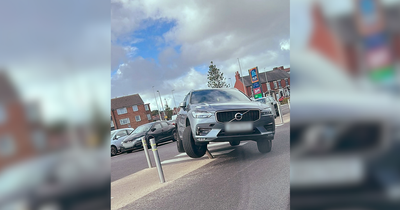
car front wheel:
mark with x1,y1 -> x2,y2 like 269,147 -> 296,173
182,126 -> 206,158
111,146 -> 117,156
257,140 -> 272,153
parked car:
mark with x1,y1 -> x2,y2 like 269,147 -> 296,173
255,97 -> 277,118
111,128 -> 134,156
175,88 -> 275,158
121,121 -> 177,151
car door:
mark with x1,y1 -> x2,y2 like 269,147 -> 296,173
148,123 -> 163,143
160,121 -> 172,141
114,130 -> 129,148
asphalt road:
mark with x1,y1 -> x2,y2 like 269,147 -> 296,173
111,106 -> 290,210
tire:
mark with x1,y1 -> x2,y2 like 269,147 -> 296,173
176,130 -> 185,153
182,126 -> 206,158
257,140 -> 272,153
229,140 -> 240,146
111,146 -> 117,156
172,130 -> 177,142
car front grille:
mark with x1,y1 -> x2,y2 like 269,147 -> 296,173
216,110 -> 260,123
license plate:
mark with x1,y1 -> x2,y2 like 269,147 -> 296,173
225,122 -> 253,133
290,157 -> 364,188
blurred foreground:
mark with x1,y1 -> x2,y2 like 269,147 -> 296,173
0,1 -> 110,210
291,0 -> 400,209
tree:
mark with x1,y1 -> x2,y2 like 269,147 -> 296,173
151,110 -> 160,118
207,61 -> 229,88
164,104 -> 173,120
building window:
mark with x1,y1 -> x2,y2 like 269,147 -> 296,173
117,107 -> 127,115
266,82 -> 271,91
111,120 -> 114,127
145,104 -> 149,111
119,118 -> 130,125
285,78 -> 289,86
0,135 -> 15,157
273,81 -> 277,89
278,80 -> 282,88
132,105 -> 138,112
135,115 -> 141,122
147,114 -> 151,120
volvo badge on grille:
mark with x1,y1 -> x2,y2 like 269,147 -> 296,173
235,113 -> 243,121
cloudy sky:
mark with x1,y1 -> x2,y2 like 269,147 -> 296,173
111,0 -> 290,111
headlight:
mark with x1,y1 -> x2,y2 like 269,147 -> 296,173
261,108 -> 272,116
192,111 -> 213,118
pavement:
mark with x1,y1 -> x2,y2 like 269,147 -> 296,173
111,108 -> 290,210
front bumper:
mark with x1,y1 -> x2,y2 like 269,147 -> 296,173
120,139 -> 142,151
191,115 -> 275,144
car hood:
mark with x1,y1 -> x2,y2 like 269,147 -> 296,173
191,102 -> 268,112
125,131 -> 146,141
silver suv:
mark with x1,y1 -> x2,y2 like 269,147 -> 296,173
176,88 -> 275,158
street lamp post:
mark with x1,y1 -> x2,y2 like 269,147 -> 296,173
171,89 -> 177,114
157,90 -> 165,120
229,78 -> 232,88
152,86 -> 162,121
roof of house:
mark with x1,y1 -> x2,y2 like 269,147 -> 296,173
240,69 -> 290,86
111,94 -> 144,110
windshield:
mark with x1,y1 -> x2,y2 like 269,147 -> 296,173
255,98 -> 266,104
190,89 -> 250,104
131,124 -> 152,134
111,130 -> 117,136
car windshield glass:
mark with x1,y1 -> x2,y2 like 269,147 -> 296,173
111,130 -> 117,136
190,89 -> 250,104
131,124 -> 152,134
255,98 -> 266,103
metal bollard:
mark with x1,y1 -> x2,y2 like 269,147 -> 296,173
288,99 -> 290,109
149,138 -> 165,183
278,103 -> 284,124
141,137 -> 153,168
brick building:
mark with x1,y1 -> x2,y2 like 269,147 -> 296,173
234,66 -> 290,100
111,94 -> 152,130
0,72 -> 46,170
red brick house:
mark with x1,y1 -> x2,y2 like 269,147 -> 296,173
111,94 -> 152,130
0,72 -> 46,170
234,66 -> 290,100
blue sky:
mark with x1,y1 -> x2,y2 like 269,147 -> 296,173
111,0 -> 290,110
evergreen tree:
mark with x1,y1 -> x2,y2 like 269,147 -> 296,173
207,61 -> 229,88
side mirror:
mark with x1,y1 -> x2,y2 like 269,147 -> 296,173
114,135 -> 119,140
179,102 -> 186,108
151,128 -> 156,132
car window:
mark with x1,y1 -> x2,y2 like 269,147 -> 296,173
132,124 -> 152,134
185,93 -> 190,106
153,123 -> 162,130
127,129 -> 134,135
161,122 -> 169,128
190,89 -> 251,104
116,130 -> 127,138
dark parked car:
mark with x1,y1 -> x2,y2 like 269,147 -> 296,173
121,121 -> 177,151
175,88 -> 275,158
